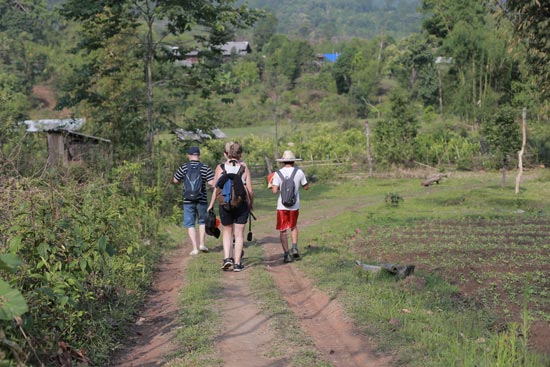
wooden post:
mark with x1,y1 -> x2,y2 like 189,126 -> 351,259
365,120 -> 373,177
515,108 -> 527,194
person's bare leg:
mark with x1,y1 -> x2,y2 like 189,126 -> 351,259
233,223 -> 246,265
280,229 -> 289,252
222,225 -> 233,259
188,227 -> 198,252
198,224 -> 208,251
290,226 -> 298,246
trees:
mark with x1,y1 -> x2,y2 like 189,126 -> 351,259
60,0 -> 260,156
374,89 -> 419,166
388,34 -> 438,108
263,35 -> 315,88
494,1 -> 550,98
420,0 -> 520,122
481,105 -> 521,186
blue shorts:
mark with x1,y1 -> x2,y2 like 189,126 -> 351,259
183,202 -> 208,228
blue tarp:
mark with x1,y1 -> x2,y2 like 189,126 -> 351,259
323,53 -> 340,62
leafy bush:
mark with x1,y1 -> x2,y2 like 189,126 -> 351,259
0,165 -> 161,365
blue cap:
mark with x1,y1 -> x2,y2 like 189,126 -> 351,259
188,146 -> 200,155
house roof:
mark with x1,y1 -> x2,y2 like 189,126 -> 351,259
217,41 -> 251,56
173,128 -> 227,142
22,118 -> 85,132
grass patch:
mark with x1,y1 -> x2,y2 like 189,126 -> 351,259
296,170 -> 550,366
165,229 -> 224,367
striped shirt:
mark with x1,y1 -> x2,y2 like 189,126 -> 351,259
173,161 -> 214,203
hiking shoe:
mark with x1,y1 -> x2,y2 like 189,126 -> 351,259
291,247 -> 300,259
190,249 -> 199,256
283,253 -> 293,263
222,258 -> 233,271
199,245 -> 209,253
233,263 -> 244,272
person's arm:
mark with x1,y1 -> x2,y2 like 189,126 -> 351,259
271,171 -> 280,194
244,164 -> 254,210
300,169 -> 309,190
173,165 -> 184,184
205,166 -> 215,189
207,165 -> 222,211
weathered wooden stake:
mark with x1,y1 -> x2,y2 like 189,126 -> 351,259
515,108 -> 526,195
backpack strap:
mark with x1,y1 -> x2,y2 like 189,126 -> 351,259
289,166 -> 298,180
276,167 -> 298,181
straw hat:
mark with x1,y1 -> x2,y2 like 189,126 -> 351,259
276,150 -> 302,162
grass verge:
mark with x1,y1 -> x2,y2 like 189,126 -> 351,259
296,171 -> 550,366
165,226 -> 224,367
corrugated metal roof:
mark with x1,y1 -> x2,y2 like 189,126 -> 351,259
21,118 -> 85,132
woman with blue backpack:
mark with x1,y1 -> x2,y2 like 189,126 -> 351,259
207,141 -> 254,272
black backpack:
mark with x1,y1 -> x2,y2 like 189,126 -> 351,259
276,167 -> 298,207
183,162 -> 203,201
216,164 -> 246,211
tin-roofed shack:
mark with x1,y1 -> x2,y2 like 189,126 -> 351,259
21,118 -> 112,168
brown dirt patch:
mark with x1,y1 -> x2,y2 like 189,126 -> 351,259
352,217 -> 550,354
215,272 -> 287,367
32,83 -> 72,117
262,239 -> 393,367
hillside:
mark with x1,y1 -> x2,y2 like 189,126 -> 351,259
243,0 -> 423,41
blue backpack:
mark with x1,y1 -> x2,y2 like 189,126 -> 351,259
216,164 -> 246,211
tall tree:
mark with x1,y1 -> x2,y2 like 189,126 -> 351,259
61,0 -> 260,156
493,1 -> 550,98
481,105 -> 521,186
374,89 -> 419,166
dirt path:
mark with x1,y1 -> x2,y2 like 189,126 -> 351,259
111,204 -> 391,367
260,238 -> 392,367
216,271 -> 287,367
109,245 -> 189,366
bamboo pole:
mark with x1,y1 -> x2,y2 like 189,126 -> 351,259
515,108 -> 527,194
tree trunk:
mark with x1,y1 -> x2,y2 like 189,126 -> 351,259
437,67 -> 443,115
145,20 -> 154,157
515,108 -> 527,194
365,120 -> 373,176
501,160 -> 507,188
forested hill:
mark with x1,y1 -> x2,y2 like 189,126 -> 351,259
241,0 -> 422,40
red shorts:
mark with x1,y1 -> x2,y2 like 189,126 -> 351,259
276,209 -> 299,231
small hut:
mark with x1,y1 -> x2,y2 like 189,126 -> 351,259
21,118 -> 112,167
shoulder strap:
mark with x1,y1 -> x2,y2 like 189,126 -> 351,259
276,170 -> 284,180
289,167 -> 298,180
220,163 -> 226,174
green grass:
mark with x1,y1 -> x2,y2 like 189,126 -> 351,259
165,226 -> 224,367
165,170 -> 550,366
296,170 -> 550,366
